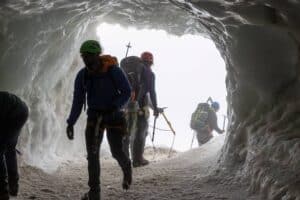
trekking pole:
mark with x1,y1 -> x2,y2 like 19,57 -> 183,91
151,116 -> 158,142
222,115 -> 227,131
125,42 -> 131,57
190,131 -> 195,149
168,134 -> 175,158
160,112 -> 176,157
151,116 -> 158,160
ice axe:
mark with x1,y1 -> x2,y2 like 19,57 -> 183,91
125,42 -> 131,57
151,107 -> 174,142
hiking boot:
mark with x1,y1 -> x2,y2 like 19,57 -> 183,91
132,158 -> 149,168
122,166 -> 132,190
81,191 -> 100,200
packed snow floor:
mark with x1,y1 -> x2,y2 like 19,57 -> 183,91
14,136 -> 258,200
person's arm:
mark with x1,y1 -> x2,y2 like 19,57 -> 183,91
209,110 -> 224,134
110,67 -> 131,110
67,70 -> 85,126
149,72 -> 158,110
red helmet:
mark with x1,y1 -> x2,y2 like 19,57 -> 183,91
141,51 -> 153,64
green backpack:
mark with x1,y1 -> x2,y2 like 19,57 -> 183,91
190,103 -> 210,130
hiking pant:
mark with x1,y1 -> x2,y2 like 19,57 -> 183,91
123,111 -> 137,159
85,113 -> 131,198
196,129 -> 213,146
0,103 -> 28,198
131,107 -> 149,163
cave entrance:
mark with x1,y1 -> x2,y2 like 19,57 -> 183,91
97,23 -> 227,152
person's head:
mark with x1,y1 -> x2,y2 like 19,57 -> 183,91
80,40 -> 102,71
211,101 -> 220,112
141,51 -> 153,67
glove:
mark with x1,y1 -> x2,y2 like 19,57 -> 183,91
66,125 -> 74,140
153,107 -> 163,117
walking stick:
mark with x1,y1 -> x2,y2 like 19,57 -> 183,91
190,131 -> 196,149
222,115 -> 227,131
151,116 -> 158,159
151,116 -> 158,142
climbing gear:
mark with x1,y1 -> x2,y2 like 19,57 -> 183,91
150,107 -> 176,158
161,112 -> 176,135
151,116 -> 158,142
190,131 -> 196,149
190,97 -> 213,148
80,40 -> 102,54
140,51 -> 153,64
125,42 -> 132,57
222,115 -> 227,131
190,103 -> 210,130
120,56 -> 145,101
82,56 -> 119,111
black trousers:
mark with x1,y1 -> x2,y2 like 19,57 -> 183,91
123,111 -> 137,159
0,104 -> 28,197
196,129 -> 213,146
85,116 -> 131,194
131,113 -> 149,163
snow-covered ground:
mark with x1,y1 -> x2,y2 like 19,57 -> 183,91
13,135 -> 258,200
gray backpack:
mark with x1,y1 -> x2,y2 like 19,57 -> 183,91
120,56 -> 146,99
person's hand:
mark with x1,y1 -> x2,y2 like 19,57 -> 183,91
66,125 -> 74,140
153,107 -> 163,117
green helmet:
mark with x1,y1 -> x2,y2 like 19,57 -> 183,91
80,40 -> 102,54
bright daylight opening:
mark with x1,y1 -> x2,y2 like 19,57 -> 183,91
97,23 -> 227,152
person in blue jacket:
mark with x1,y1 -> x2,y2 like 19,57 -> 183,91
0,92 -> 28,200
66,40 -> 132,200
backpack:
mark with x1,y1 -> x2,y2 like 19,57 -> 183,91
82,55 -> 119,111
190,103 -> 210,130
120,56 -> 145,100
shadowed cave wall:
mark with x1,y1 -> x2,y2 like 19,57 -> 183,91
0,0 -> 299,199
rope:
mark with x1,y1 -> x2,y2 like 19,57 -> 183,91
149,124 -> 173,132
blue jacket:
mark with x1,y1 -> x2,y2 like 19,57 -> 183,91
67,66 -> 131,126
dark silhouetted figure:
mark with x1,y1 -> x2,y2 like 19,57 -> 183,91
0,92 -> 28,200
66,40 -> 132,200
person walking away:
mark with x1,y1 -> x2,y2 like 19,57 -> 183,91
190,101 -> 224,146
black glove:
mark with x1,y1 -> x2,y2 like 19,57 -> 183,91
153,107 -> 163,117
66,125 -> 74,140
